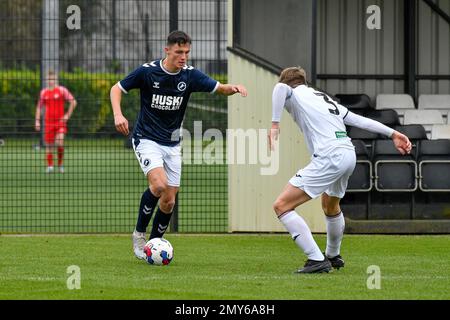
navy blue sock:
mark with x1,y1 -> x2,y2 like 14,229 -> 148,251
135,189 -> 159,233
150,207 -> 173,239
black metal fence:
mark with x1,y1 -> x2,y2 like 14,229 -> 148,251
0,0 -> 228,233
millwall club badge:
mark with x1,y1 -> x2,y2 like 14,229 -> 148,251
177,82 -> 187,92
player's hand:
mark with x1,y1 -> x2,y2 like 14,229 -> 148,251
268,124 -> 280,151
232,84 -> 248,97
392,130 -> 412,155
35,119 -> 40,131
114,114 -> 129,136
62,114 -> 69,123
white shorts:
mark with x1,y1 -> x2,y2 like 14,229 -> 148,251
132,138 -> 182,187
289,147 -> 356,199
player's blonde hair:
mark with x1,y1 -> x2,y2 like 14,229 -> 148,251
279,67 -> 307,88
47,70 -> 57,79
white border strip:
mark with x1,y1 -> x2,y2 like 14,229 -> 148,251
117,81 -> 128,94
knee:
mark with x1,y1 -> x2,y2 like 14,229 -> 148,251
323,204 -> 341,216
160,197 -> 176,213
273,199 -> 286,216
151,183 -> 167,197
55,137 -> 64,147
321,203 -> 329,215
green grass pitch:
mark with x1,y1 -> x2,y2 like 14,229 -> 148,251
0,234 -> 449,299
0,138 -> 227,233
1,138 -> 449,300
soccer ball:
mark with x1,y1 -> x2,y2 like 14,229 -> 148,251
143,238 -> 173,266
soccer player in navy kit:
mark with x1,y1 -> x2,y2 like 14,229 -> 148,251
110,31 -> 247,260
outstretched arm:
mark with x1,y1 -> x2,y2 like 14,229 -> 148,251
344,111 -> 412,155
344,111 -> 394,137
215,83 -> 247,97
391,130 -> 412,155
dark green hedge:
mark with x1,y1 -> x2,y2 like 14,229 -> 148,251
0,69 -> 139,135
0,69 -> 227,136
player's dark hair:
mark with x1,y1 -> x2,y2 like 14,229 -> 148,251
167,30 -> 192,46
279,67 -> 307,88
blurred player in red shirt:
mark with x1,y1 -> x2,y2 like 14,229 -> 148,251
35,70 -> 77,173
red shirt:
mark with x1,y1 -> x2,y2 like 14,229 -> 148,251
38,86 -> 74,123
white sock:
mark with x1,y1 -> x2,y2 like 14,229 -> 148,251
325,211 -> 345,258
279,211 -> 324,261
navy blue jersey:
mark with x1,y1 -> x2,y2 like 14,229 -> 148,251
118,59 -> 219,146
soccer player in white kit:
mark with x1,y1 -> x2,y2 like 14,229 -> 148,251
269,67 -> 412,273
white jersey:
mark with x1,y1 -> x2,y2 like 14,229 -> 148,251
272,83 -> 354,156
